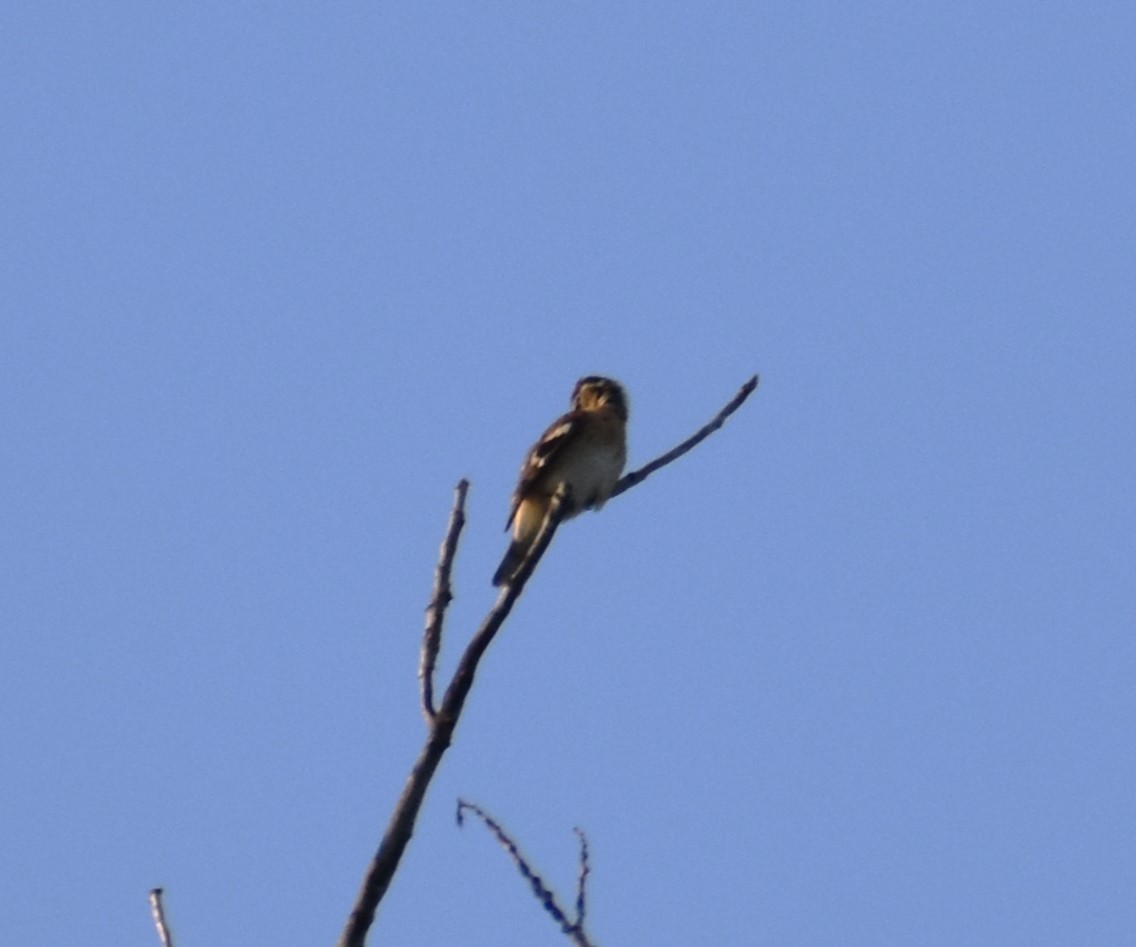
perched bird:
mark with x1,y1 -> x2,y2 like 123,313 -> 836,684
492,376 -> 629,586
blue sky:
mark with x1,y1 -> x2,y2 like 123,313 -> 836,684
3,3 -> 1134,945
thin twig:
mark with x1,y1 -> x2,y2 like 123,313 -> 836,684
339,376 -> 759,947
420,479 -> 469,721
456,800 -> 570,930
457,800 -> 596,947
573,827 -> 590,931
148,888 -> 175,947
609,374 -> 759,500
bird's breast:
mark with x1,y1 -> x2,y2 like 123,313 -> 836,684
554,440 -> 626,512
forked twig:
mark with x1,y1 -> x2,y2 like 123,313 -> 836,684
457,800 -> 596,947
339,492 -> 568,947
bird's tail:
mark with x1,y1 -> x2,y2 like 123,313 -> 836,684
492,539 -> 529,587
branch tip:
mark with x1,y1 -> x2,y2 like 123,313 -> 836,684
148,888 -> 175,947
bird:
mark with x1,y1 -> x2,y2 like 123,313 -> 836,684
492,376 -> 629,586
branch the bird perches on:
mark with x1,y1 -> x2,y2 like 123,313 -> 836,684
336,374 -> 759,947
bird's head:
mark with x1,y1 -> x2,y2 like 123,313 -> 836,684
571,376 -> 629,421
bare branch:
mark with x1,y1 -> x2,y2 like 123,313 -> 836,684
338,494 -> 567,947
609,374 -> 759,501
436,486 -> 567,722
457,800 -> 597,947
340,376 -> 759,947
148,888 -> 175,947
420,479 -> 469,721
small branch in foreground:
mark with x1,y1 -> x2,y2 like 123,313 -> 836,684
148,888 -> 175,947
457,800 -> 596,947
339,375 -> 759,947
420,479 -> 469,721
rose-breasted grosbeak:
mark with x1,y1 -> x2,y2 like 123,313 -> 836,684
492,376 -> 628,586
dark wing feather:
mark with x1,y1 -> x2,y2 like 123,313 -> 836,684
503,411 -> 585,530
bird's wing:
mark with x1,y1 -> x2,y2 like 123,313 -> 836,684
503,410 -> 585,530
